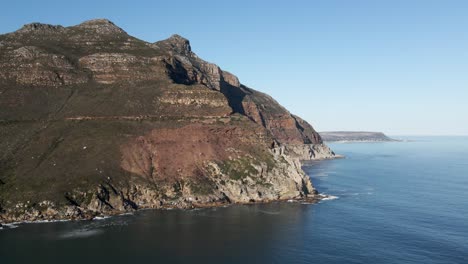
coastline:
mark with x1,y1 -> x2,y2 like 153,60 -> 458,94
0,153 -> 343,226
0,194 -> 331,226
324,140 -> 401,143
0,144 -> 342,226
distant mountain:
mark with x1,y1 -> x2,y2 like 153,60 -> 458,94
0,19 -> 336,223
319,131 -> 398,142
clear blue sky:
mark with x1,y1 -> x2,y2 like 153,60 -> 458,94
1,0 -> 467,135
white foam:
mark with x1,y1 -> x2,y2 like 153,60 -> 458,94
1,218 -> 70,228
321,195 -> 339,201
120,212 -> 134,216
2,223 -> 19,229
25,219 -> 69,224
93,216 -> 110,220
318,194 -> 339,201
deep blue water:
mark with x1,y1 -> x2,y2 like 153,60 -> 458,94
1,136 -> 467,263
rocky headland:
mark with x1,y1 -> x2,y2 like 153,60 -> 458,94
320,131 -> 398,142
0,19 -> 336,223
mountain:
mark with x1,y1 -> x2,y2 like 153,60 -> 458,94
320,131 -> 398,142
0,19 -> 336,223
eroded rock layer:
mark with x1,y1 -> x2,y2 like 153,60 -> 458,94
0,19 -> 335,223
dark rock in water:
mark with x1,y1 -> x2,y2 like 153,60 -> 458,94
0,18 -> 337,223
319,131 -> 399,142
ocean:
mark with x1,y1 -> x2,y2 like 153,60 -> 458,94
1,136 -> 467,263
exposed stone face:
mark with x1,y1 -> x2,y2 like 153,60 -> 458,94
79,53 -> 164,84
292,115 -> 323,144
120,124 -> 277,181
284,144 -> 336,161
222,71 -> 240,87
242,100 -> 266,125
75,19 -> 126,35
158,88 -> 231,109
17,23 -> 65,34
0,19 -> 335,223
0,46 -> 88,86
153,34 -> 192,57
239,91 -> 323,145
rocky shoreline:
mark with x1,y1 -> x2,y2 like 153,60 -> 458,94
0,145 -> 340,225
0,192 -> 333,225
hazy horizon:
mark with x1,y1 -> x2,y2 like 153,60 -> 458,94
1,0 -> 466,135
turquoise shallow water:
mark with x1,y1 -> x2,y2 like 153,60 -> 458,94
1,136 -> 467,263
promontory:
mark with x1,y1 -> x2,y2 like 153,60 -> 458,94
0,19 -> 336,223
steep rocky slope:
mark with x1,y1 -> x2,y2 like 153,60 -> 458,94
0,19 -> 335,223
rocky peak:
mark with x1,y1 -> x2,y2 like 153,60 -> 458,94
17,22 -> 64,33
74,18 -> 126,35
154,34 -> 192,56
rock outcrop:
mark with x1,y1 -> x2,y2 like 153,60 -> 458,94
0,19 -> 336,223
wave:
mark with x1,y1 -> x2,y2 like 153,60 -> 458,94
120,212 -> 135,216
342,192 -> 374,197
25,219 -> 70,224
321,195 -> 339,201
318,194 -> 339,202
59,229 -> 103,239
0,223 -> 19,230
0,219 -> 72,230
93,216 -> 111,221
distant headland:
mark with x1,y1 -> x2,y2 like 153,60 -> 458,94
319,131 -> 399,142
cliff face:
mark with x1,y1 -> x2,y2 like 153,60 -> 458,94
0,19 -> 335,222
